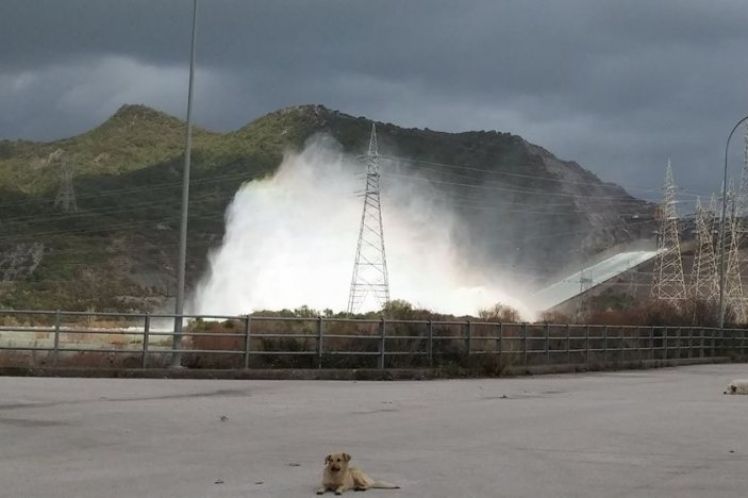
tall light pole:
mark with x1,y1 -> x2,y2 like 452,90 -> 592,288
718,115 -> 748,328
172,0 -> 198,366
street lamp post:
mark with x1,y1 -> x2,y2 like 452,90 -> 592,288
718,115 -> 748,329
172,0 -> 198,367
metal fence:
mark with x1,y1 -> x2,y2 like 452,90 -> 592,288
0,309 -> 746,370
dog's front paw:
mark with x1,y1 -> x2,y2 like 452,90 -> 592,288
335,492 -> 342,496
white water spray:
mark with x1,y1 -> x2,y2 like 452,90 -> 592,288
190,136 -> 531,317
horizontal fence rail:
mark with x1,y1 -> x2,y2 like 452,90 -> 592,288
0,309 -> 746,370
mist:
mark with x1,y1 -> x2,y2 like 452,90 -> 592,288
190,136 -> 531,318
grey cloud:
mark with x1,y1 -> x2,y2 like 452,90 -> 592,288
1,0 -> 748,203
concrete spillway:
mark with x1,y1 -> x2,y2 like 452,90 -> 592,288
532,250 -> 660,311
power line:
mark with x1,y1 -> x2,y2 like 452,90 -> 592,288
379,154 -> 660,193
0,167 -> 259,212
380,168 -> 659,203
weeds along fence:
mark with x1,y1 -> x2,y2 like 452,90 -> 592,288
0,309 -> 747,370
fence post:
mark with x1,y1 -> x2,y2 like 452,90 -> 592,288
717,329 -> 722,356
649,327 -> 654,361
694,328 -> 699,359
243,315 -> 252,369
378,318 -> 386,369
663,327 -> 668,360
53,310 -> 61,367
737,329 -> 742,357
678,327 -> 683,359
566,324 -> 571,365
545,323 -> 551,364
317,316 -> 324,369
497,322 -> 503,359
711,328 -> 716,357
142,313 -> 150,368
723,328 -> 728,354
585,325 -> 590,364
735,329 -> 745,357
466,320 -> 472,357
427,320 -> 433,367
725,329 -> 730,354
603,326 -> 608,363
171,313 -> 183,368
522,323 -> 528,365
726,329 -> 730,354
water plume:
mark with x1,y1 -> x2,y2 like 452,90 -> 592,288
190,136 -> 531,318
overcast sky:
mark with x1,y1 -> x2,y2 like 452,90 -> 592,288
2,0 -> 748,203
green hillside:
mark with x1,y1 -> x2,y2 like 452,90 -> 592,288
0,104 -> 652,312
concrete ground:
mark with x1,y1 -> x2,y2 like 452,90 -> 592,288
1,365 -> 747,498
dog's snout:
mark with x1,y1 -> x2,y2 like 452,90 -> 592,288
331,464 -> 341,472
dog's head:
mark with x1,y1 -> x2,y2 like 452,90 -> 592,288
324,453 -> 351,474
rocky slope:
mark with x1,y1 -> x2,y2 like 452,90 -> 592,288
0,104 -> 654,311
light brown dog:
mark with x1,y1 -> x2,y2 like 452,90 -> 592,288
316,452 -> 399,495
725,379 -> 748,394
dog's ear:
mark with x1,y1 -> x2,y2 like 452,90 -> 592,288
325,455 -> 332,464
343,453 -> 351,462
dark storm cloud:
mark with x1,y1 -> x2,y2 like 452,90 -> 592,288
2,0 -> 748,203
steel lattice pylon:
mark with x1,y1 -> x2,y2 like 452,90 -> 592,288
738,124 -> 748,218
347,124 -> 390,313
52,150 -> 78,213
725,126 -> 748,321
691,197 -> 719,302
651,160 -> 686,303
725,173 -> 748,323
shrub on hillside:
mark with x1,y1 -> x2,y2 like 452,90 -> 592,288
478,303 -> 521,323
585,298 -> 736,327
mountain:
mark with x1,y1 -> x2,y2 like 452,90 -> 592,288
0,104 -> 654,311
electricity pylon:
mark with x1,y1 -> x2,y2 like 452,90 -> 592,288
651,160 -> 686,303
737,123 -> 748,218
719,125 -> 748,323
347,123 -> 390,313
724,183 -> 746,322
709,193 -> 718,224
53,150 -> 78,213
691,197 -> 718,302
